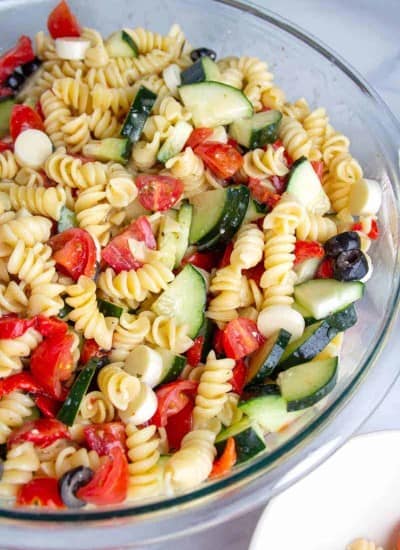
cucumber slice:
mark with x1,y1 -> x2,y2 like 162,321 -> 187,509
244,197 -> 268,223
120,86 -> 157,143
294,257 -> 321,285
189,185 -> 250,250
58,303 -> 73,319
57,206 -> 77,233
294,279 -> 364,320
215,418 -> 266,463
157,120 -> 192,163
179,82 -> 253,128
278,357 -> 338,411
246,329 -> 291,386
97,298 -> 124,319
174,201 -> 192,267
229,110 -> 282,149
292,301 -> 316,326
157,348 -> 186,385
57,358 -> 107,426
84,137 -> 131,164
181,56 -> 221,85
0,97 -> 15,138
158,202 -> 193,270
198,318 -> 215,363
286,157 -> 330,214
105,30 -> 138,58
239,392 -> 302,432
151,264 -> 206,338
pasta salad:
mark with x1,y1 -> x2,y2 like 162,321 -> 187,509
0,0 -> 381,508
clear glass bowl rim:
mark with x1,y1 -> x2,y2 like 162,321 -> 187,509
1,0 -> 400,534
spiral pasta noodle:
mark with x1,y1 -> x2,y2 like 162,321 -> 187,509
263,194 -> 305,235
52,73 -> 92,114
124,28 -> 172,55
193,351 -> 235,429
105,163 -> 137,207
61,114 -> 91,153
87,108 -> 120,139
296,212 -> 337,242
66,275 -> 118,350
279,115 -> 313,161
74,184 -> 113,245
0,392 -> 36,444
45,148 -> 108,189
261,85 -> 286,111
0,281 -> 28,315
0,212 -> 52,251
165,429 -> 216,491
41,89 -> 72,147
281,98 -> 311,122
241,146 -> 289,179
110,312 -> 152,362
15,167 -> 46,187
144,314 -> 193,354
225,56 -> 273,110
303,107 -> 329,153
165,147 -> 208,197
126,424 -> 163,499
346,539 -> 383,550
82,28 -> 110,69
230,223 -> 264,270
0,182 -> 66,221
97,363 -> 141,411
217,393 -> 243,428
0,442 -> 40,498
0,151 -> 19,179
79,391 -> 115,423
39,446 -> 103,479
132,132 -> 162,170
207,264 -> 242,324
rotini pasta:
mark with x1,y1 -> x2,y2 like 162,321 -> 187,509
0,181 -> 66,220
0,442 -> 40,498
126,424 -> 163,499
0,392 -> 36,444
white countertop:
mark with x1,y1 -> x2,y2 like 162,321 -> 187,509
159,1 -> 400,548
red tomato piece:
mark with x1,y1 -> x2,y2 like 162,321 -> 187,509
269,174 -> 287,194
136,174 -> 184,212
47,1 -> 81,39
185,127 -> 213,150
17,478 -> 64,508
294,240 -> 324,265
34,395 -> 61,418
0,372 -> 48,399
243,262 -> 264,286
34,315 -> 68,339
213,328 -> 225,357
151,380 -> 198,427
9,105 -> 44,141
352,222 -> 362,232
49,228 -> 97,281
186,336 -> 204,367
195,142 -> 243,179
223,318 -> 264,360
311,160 -> 324,181
30,334 -> 74,399
102,216 -> 155,273
0,36 -> 34,85
316,257 -> 334,279
230,359 -> 247,395
0,316 -> 34,339
272,139 -> 293,166
165,400 -> 193,451
209,437 -> 237,479
182,250 -> 220,272
84,422 -> 126,456
80,339 -> 107,365
0,139 -> 12,152
76,446 -> 128,505
248,178 -> 281,208
219,242 -> 234,269
368,219 -> 379,240
8,418 -> 70,449
227,137 -> 241,151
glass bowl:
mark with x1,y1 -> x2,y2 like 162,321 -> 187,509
1,0 -> 400,548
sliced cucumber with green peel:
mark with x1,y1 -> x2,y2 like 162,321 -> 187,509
181,56 -> 221,85
157,120 -> 192,163
57,206 -> 77,233
97,298 -> 124,319
57,358 -> 107,426
294,279 -> 364,320
198,318 -> 215,363
239,392 -> 302,432
215,418 -> 266,463
174,202 -> 192,267
0,97 -> 15,138
293,301 -> 316,326
246,329 -> 291,386
121,86 -> 157,143
158,202 -> 192,269
229,109 -> 282,149
326,303 -> 357,330
286,157 -> 330,214
157,348 -> 186,384
278,357 -> 338,411
105,30 -> 138,57
84,137 -> 131,164
179,82 -> 253,127
244,197 -> 268,223
151,264 -> 206,338
294,257 -> 321,285
189,185 -> 250,250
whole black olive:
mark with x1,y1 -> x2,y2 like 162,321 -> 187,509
324,231 -> 360,258
59,466 -> 94,508
5,70 -> 25,91
190,47 -> 217,62
21,57 -> 42,78
333,249 -> 368,281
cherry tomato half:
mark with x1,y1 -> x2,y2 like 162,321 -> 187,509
47,0 -> 81,39
248,178 -> 280,208
185,336 -> 204,367
165,400 -> 193,451
182,250 -> 220,272
49,228 -> 97,281
0,36 -> 34,84
80,339 -> 107,365
311,160 -> 324,181
102,216 -> 156,273
0,315 -> 34,339
84,422 -> 126,457
223,318 -> 264,360
185,127 -> 213,150
34,315 -> 68,339
30,333 -> 74,399
316,257 -> 334,279
9,104 -> 44,141
151,380 -> 198,427
8,418 -> 70,449
17,478 -> 64,508
136,174 -> 184,212
229,359 -> 247,395
294,240 -> 324,265
195,142 -> 243,179
76,447 -> 129,505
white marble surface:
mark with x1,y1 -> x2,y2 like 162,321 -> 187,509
159,1 -> 400,549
